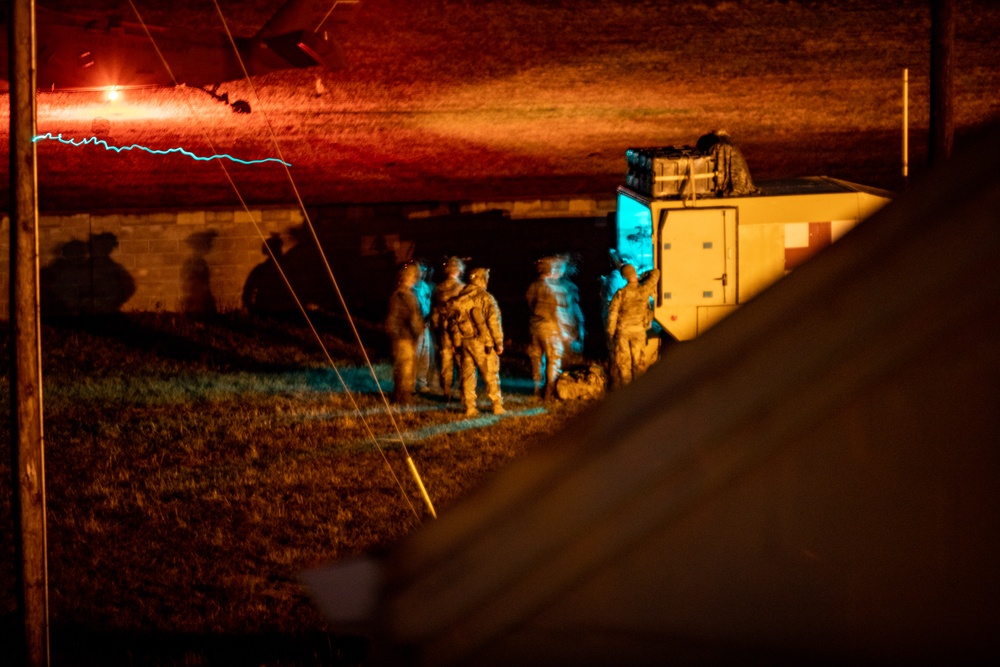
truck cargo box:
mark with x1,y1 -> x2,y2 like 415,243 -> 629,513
613,171 -> 893,341
625,146 -> 716,198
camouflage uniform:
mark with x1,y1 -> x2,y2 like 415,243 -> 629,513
525,259 -> 566,400
450,268 -> 504,416
430,257 -> 466,400
697,129 -> 758,197
606,266 -> 660,387
599,263 -> 629,388
413,262 -> 434,392
385,264 -> 424,404
559,274 -> 585,364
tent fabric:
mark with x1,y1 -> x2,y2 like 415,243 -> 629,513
309,124 -> 1000,666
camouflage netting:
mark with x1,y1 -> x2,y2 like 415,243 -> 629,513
697,130 -> 759,197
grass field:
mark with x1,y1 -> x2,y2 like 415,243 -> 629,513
0,312 -> 593,665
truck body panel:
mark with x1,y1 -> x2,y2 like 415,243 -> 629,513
615,176 -> 892,341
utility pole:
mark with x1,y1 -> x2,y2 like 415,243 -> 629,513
929,0 -> 955,163
8,0 -> 50,665
902,68 -> 909,182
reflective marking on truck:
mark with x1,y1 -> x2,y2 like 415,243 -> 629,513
784,221 -> 832,272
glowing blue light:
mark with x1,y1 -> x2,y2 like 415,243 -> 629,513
32,133 -> 291,167
364,406 -> 549,447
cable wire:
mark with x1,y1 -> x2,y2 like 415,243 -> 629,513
123,0 -> 431,521
206,0 -> 437,519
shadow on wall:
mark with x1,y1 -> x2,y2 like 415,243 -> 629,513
242,233 -> 293,317
40,232 -> 135,318
237,209 -> 616,358
241,226 -> 400,321
240,226 -> 397,348
182,231 -> 218,315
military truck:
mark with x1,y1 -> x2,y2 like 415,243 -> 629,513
614,146 -> 893,341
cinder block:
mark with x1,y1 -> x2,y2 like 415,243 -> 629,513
206,209 -> 237,223
234,209 -> 263,224
118,239 -> 151,254
145,212 -> 178,225
210,250 -> 249,267
209,237 -> 243,253
147,239 -> 181,254
261,207 -> 296,223
177,211 -> 207,226
40,213 -> 90,230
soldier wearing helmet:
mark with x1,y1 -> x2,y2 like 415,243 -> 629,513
412,259 -> 434,393
696,129 -> 758,197
430,256 -> 467,400
557,254 -> 586,364
385,263 -> 424,404
599,249 -> 631,386
525,255 -> 567,400
606,263 -> 660,387
449,267 -> 505,416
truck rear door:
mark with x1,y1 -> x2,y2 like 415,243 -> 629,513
656,207 -> 738,339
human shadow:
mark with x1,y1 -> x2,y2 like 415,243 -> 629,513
41,232 -> 136,318
182,230 -> 218,315
241,230 -> 393,357
242,233 -> 293,317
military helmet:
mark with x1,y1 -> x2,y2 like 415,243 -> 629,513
445,256 -> 466,275
468,267 -> 490,285
398,263 -> 420,284
536,255 -> 565,275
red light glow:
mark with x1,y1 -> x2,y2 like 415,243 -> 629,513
35,88 -> 231,124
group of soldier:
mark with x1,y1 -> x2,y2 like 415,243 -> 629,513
385,252 -> 660,414
385,257 -> 503,416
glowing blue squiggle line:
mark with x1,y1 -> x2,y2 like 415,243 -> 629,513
32,133 -> 291,167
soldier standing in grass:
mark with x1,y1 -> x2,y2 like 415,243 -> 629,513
413,259 -> 434,393
430,256 -> 466,400
385,263 -> 424,405
450,267 -> 505,416
526,255 -> 566,400
606,264 -> 660,388
557,254 -> 586,365
599,249 -> 631,387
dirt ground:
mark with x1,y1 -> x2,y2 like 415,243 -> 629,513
2,0 -> 999,212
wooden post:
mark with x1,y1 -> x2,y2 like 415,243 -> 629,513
8,0 -> 50,666
929,0 -> 955,163
902,68 -> 909,180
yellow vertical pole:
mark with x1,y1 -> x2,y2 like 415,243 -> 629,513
406,456 -> 438,519
902,68 -> 909,180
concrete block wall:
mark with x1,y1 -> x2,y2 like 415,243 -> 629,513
0,196 -> 616,321
0,206 -> 305,318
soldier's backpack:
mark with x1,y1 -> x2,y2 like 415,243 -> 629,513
555,363 -> 607,401
446,290 -> 479,341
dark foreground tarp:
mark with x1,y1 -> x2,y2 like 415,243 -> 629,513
305,123 -> 1000,666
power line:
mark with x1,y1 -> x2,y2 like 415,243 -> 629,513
123,0 -> 435,520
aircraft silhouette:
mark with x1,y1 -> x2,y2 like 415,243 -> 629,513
0,0 -> 365,113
